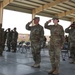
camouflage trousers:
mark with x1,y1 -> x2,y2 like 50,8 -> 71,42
70,42 -> 75,61
11,41 -> 17,52
49,44 -> 61,69
7,41 -> 11,51
31,41 -> 41,64
0,45 -> 3,55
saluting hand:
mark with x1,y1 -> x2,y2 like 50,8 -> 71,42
47,19 -> 51,23
29,19 -> 34,23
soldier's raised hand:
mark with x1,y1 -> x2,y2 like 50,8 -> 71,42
47,19 -> 51,23
29,19 -> 34,23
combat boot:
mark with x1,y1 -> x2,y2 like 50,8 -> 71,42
72,60 -> 75,64
73,59 -> 75,64
0,52 -> 3,56
0,52 -> 3,57
73,62 -> 75,64
47,68 -> 55,74
33,64 -> 40,68
31,63 -> 36,67
52,68 -> 59,75
69,59 -> 75,64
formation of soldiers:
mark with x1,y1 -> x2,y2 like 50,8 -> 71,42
0,16 -> 75,75
6,27 -> 18,52
26,17 -> 75,75
0,24 -> 18,56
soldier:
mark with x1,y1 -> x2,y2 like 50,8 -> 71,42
26,17 -> 44,68
44,17 -> 64,75
0,23 -> 4,56
2,28 -> 5,51
65,22 -> 75,64
6,28 -> 11,52
11,27 -> 18,52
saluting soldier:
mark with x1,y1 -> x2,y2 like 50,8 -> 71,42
26,17 -> 44,68
65,22 -> 75,64
6,28 -> 11,52
44,17 -> 64,75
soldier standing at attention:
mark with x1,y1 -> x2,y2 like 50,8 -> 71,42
44,17 -> 64,75
1,28 -> 5,51
0,24 -> 4,56
26,17 -> 44,68
6,28 -> 11,52
11,27 -> 18,53
65,22 -> 75,64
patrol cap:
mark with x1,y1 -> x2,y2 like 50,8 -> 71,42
14,27 -> 16,30
71,21 -> 75,27
52,17 -> 59,22
72,21 -> 75,24
8,28 -> 10,30
34,17 -> 40,19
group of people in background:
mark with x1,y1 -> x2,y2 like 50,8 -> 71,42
6,27 -> 18,53
26,17 -> 75,75
0,25 -> 18,56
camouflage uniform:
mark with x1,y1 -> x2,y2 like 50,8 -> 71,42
1,28 -> 5,51
6,28 -> 12,52
44,22 -> 64,70
65,26 -> 75,62
0,24 -> 4,56
26,22 -> 44,65
41,36 -> 47,48
11,28 -> 18,52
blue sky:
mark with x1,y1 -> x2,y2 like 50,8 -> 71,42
2,9 -> 71,36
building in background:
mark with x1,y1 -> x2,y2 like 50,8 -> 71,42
18,34 -> 30,42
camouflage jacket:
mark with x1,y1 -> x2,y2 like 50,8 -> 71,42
0,28 -> 4,45
26,22 -> 44,42
7,31 -> 12,42
65,27 -> 75,42
12,31 -> 18,41
44,22 -> 64,46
